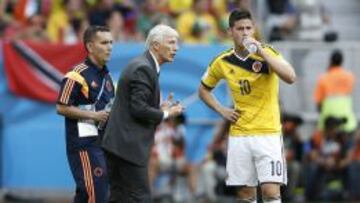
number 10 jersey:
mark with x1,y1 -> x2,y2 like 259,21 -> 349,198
201,46 -> 283,136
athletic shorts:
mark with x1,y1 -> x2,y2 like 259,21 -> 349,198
225,135 -> 287,187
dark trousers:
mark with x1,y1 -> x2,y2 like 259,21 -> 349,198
67,148 -> 108,203
105,150 -> 152,203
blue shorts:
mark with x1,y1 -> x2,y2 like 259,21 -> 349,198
67,148 -> 108,203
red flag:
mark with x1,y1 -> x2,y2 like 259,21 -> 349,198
3,41 -> 87,103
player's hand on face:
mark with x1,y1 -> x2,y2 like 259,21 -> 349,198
93,111 -> 110,123
243,37 -> 261,46
221,107 -> 240,123
244,37 -> 262,54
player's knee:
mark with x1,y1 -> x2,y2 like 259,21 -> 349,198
237,187 -> 256,202
261,183 -> 280,198
262,190 -> 281,199
238,187 -> 256,196
260,183 -> 281,202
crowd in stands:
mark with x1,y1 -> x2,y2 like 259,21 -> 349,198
0,0 -> 336,44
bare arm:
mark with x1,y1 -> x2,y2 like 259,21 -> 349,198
257,46 -> 296,84
56,104 -> 109,123
245,37 -> 296,84
198,83 -> 239,123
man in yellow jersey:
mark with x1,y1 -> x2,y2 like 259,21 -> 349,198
198,9 -> 296,203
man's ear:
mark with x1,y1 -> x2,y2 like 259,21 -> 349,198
227,27 -> 232,37
86,42 -> 93,53
153,41 -> 160,51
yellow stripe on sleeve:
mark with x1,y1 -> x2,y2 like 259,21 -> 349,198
65,71 -> 89,99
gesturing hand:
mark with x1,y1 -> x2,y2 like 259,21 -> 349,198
168,103 -> 185,118
161,92 -> 174,110
161,92 -> 185,118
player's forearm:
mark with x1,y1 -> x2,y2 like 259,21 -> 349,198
198,84 -> 224,115
259,48 -> 296,84
56,104 -> 95,120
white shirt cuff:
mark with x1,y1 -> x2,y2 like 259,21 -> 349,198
163,110 -> 169,120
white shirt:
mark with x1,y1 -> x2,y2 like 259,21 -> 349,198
149,51 -> 160,74
149,50 -> 169,119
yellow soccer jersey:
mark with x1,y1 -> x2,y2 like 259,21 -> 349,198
201,46 -> 282,136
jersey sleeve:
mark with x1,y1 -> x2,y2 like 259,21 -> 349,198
263,44 -> 283,59
57,77 -> 82,106
201,59 -> 224,89
262,45 -> 284,74
57,70 -> 89,106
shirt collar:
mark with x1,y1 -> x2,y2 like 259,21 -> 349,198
85,57 -> 108,73
149,51 -> 160,73
329,66 -> 342,70
233,48 -> 249,61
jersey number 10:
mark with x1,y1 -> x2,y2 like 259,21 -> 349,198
270,160 -> 282,176
239,79 -> 251,95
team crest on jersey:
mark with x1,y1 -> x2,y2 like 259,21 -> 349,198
91,81 -> 98,88
106,80 -> 113,92
252,61 -> 262,73
94,167 -> 103,177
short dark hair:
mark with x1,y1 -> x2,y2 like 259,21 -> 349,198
83,25 -> 110,51
228,9 -> 253,28
282,113 -> 303,125
330,49 -> 343,66
324,116 -> 347,130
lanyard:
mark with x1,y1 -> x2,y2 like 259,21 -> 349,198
77,76 -> 107,112
94,77 -> 106,105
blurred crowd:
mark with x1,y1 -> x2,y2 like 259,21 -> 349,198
0,0 -> 336,44
150,113 -> 360,203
